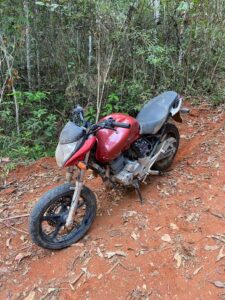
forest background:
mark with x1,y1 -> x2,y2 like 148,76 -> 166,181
0,0 -> 224,166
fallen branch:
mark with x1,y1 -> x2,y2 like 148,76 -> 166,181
70,254 -> 80,270
106,261 -> 120,274
0,213 -> 29,222
70,270 -> 84,285
209,234 -> 225,243
106,260 -> 136,275
0,221 -> 29,234
209,210 -> 225,220
12,245 -> 31,256
119,261 -> 136,272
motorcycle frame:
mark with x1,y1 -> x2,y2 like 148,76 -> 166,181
64,97 -> 185,226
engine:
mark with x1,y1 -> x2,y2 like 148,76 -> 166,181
110,137 -> 158,186
132,138 -> 155,157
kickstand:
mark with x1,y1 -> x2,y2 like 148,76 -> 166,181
133,181 -> 144,205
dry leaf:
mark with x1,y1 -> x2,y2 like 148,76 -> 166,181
24,291 -> 35,300
6,238 -> 12,249
15,252 -> 31,263
193,266 -> 203,275
131,231 -> 139,240
174,252 -> 182,268
170,223 -> 179,230
72,242 -> 84,247
154,226 -> 162,231
20,235 -> 26,242
186,213 -> 199,223
161,234 -> 172,243
216,246 -> 225,262
215,162 -> 220,168
105,251 -> 127,259
211,281 -> 225,288
105,251 -> 117,259
96,247 -> 104,258
47,288 -> 58,293
204,245 -> 220,251
210,234 -> 225,243
115,250 -> 127,257
124,211 -> 137,217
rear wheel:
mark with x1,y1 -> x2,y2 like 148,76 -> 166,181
153,123 -> 180,171
29,183 -> 96,250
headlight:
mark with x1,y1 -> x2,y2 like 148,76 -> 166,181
55,140 -> 82,167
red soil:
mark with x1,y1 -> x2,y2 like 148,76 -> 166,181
0,103 -> 225,300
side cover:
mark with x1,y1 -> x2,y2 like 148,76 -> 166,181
95,113 -> 140,163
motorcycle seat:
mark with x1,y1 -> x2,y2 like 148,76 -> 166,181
136,91 -> 179,134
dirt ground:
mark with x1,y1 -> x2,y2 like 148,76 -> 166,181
0,102 -> 225,300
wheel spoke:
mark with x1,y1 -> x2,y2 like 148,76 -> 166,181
77,201 -> 85,208
73,220 -> 80,228
40,195 -> 88,243
50,223 -> 63,239
60,203 -> 69,214
42,214 -> 61,223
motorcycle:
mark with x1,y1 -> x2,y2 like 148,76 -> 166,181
29,91 -> 189,250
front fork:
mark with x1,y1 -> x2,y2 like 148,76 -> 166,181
65,151 -> 90,228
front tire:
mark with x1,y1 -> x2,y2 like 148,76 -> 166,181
153,123 -> 180,171
29,183 -> 97,250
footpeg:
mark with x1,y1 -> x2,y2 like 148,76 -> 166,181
148,170 -> 160,175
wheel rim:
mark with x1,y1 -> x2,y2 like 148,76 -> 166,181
156,136 -> 177,162
40,195 -> 86,243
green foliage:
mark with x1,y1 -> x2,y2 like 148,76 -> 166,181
0,161 -> 17,183
0,0 -> 224,163
0,91 -> 57,161
211,88 -> 225,106
102,93 -> 120,116
85,106 -> 96,123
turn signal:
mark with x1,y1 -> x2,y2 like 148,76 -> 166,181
77,161 -> 87,170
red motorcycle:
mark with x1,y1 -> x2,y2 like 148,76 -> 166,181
29,91 -> 188,249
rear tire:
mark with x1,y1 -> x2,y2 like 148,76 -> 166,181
153,123 -> 180,171
29,183 -> 96,250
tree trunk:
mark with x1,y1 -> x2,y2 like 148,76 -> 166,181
34,5 -> 41,89
24,0 -> 32,90
0,35 -> 20,134
88,33 -> 92,67
151,0 -> 160,24
96,35 -> 101,123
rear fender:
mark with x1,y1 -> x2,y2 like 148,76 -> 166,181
64,136 -> 96,167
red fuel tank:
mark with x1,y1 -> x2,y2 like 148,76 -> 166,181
95,113 -> 140,163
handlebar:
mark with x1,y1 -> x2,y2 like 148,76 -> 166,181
88,118 -> 130,134
71,105 -> 130,131
112,121 -> 130,128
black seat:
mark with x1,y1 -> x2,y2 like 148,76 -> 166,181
136,91 -> 178,134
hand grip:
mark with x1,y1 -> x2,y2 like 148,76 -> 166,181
113,121 -> 130,128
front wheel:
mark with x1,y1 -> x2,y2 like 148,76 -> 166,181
153,123 -> 180,171
29,183 -> 97,250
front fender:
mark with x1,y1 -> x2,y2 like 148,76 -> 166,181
64,136 -> 96,167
